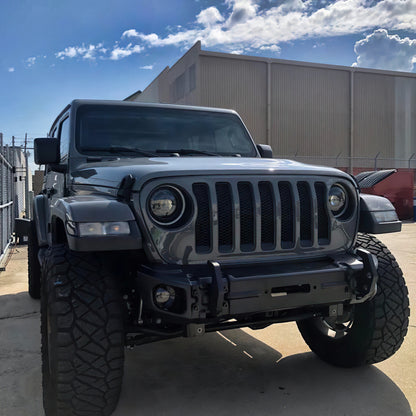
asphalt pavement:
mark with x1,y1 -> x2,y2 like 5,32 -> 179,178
0,224 -> 415,416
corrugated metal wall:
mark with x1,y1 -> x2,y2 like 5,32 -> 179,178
129,44 -> 416,169
199,56 -> 268,142
353,72 -> 395,158
271,63 -> 350,157
393,77 -> 416,160
135,43 -> 200,105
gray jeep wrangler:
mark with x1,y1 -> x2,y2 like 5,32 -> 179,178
29,100 -> 409,416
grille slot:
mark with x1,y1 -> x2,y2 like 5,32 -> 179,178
297,182 -> 313,246
193,183 -> 211,253
278,182 -> 295,249
259,181 -> 275,250
216,182 -> 233,252
238,182 -> 255,251
315,182 -> 330,245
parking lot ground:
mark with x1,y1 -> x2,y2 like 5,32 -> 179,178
0,224 -> 415,416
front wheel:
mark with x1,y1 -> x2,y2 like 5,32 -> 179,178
41,245 -> 125,415
297,233 -> 410,367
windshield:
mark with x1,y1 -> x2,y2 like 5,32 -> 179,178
76,105 -> 257,157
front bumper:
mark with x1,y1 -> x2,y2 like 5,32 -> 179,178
136,250 -> 378,324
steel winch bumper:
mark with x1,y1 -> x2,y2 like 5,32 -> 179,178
135,249 -> 378,324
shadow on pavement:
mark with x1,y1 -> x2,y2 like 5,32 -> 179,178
0,292 -> 42,416
114,329 -> 412,416
0,292 -> 411,416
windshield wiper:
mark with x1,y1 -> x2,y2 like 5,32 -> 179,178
156,148 -> 220,156
109,145 -> 157,157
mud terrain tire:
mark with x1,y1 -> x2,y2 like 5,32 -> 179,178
297,233 -> 409,367
41,244 -> 124,416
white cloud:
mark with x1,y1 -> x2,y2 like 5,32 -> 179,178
122,29 -> 140,38
121,0 -> 416,54
52,0 -> 416,68
55,43 -> 105,60
26,57 -> 36,67
110,44 -> 143,60
140,65 -> 154,70
8,67 -> 15,72
353,29 -> 416,71
259,44 -> 281,53
225,0 -> 258,27
196,7 -> 224,26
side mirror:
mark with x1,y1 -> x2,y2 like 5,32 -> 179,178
256,144 -> 273,158
34,138 -> 60,165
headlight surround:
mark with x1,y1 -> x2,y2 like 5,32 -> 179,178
328,184 -> 348,217
148,185 -> 185,225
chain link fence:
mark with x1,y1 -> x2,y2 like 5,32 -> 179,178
0,133 -> 15,265
277,153 -> 416,171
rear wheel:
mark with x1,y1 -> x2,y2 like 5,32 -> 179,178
41,244 -> 125,415
297,233 -> 409,367
28,220 -> 41,299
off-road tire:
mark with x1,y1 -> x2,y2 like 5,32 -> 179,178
297,233 -> 409,367
41,244 -> 124,416
28,220 -> 41,299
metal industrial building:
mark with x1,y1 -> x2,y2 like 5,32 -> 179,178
126,41 -> 416,174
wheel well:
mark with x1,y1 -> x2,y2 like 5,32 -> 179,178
52,217 -> 68,245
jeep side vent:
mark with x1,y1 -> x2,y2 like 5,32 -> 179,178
315,182 -> 330,245
193,183 -> 211,253
279,182 -> 295,249
297,181 -> 313,247
238,182 -> 255,252
258,181 -> 275,250
216,182 -> 233,252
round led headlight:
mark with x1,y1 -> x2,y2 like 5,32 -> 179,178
328,184 -> 347,217
148,186 -> 185,225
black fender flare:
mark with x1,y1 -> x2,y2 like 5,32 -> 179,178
33,194 -> 49,247
49,195 -> 142,251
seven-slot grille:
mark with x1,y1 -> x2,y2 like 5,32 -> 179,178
193,180 -> 330,254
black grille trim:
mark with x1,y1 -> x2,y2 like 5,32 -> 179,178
259,181 -> 275,250
216,182 -> 233,252
238,182 -> 255,251
193,183 -> 212,253
192,179 -> 334,254
278,182 -> 295,249
297,182 -> 313,247
315,182 -> 330,245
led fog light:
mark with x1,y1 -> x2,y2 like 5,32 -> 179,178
154,285 -> 176,308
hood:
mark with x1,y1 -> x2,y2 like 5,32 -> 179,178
70,156 -> 352,191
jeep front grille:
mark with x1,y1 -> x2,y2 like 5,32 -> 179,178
192,179 -> 330,254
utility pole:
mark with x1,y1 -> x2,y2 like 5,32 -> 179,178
24,133 -> 30,219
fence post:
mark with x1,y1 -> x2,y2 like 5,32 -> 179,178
335,151 -> 342,167
24,133 -> 30,219
0,133 -> 3,255
374,152 -> 381,170
408,153 -> 415,169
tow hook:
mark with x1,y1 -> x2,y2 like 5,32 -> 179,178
350,248 -> 379,304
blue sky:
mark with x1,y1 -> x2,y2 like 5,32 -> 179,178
1,0 -> 416,150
